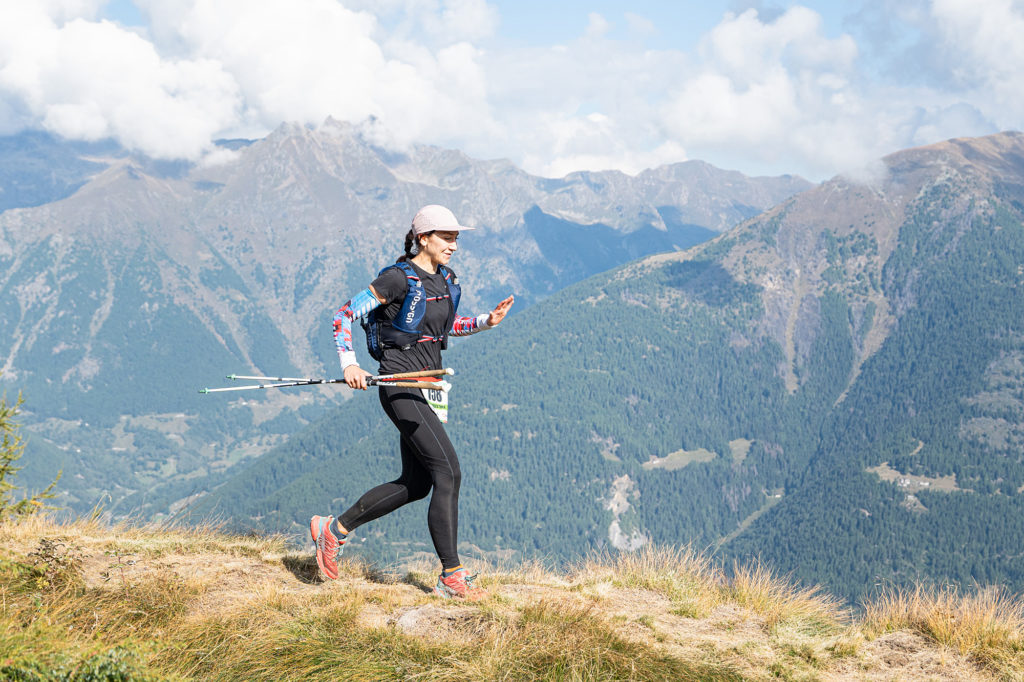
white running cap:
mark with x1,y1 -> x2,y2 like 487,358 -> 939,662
411,205 -> 475,235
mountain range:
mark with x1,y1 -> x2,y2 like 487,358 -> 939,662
0,121 -> 809,516
188,131 -> 1024,602
6,120 -> 1022,602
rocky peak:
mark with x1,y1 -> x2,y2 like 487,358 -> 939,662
686,131 -> 1024,394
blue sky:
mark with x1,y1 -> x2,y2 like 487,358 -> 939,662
495,1 -> 848,47
99,1 -> 818,46
3,0 -> 1021,181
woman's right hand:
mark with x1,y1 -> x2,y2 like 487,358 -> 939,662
344,364 -> 372,390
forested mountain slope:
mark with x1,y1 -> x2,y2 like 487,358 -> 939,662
723,134 -> 1024,600
193,132 -> 1024,602
0,122 -> 808,516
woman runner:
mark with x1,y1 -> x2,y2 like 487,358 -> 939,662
311,205 -> 514,598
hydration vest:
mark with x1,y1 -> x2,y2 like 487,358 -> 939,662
362,261 -> 461,361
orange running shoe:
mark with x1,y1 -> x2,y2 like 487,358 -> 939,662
310,515 -> 345,580
433,567 -> 486,600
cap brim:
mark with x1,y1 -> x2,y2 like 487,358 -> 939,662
418,225 -> 475,233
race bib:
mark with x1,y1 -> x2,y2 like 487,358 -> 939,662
422,379 -> 449,424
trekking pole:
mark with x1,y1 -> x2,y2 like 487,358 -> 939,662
199,379 -> 343,393
223,368 -> 454,383
369,378 -> 453,391
371,367 -> 455,381
225,374 -> 317,382
199,379 -> 452,393
199,368 -> 454,394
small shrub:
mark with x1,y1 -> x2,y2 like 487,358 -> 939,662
0,387 -> 59,521
65,646 -> 154,681
0,646 -> 153,682
27,538 -> 85,591
99,549 -> 137,589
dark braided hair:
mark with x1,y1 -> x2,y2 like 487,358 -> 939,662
397,229 -> 432,263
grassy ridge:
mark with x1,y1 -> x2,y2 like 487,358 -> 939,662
2,516 -> 1022,680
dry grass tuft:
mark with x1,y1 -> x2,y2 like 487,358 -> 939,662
438,599 -> 742,681
862,584 -> 1024,676
485,557 -> 561,586
729,560 -> 846,634
0,513 -> 288,559
575,545 -> 725,618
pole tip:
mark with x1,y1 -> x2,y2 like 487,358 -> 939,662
226,374 -> 237,380
444,367 -> 455,376
199,388 -> 208,394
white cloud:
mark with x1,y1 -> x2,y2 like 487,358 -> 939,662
624,12 -> 656,39
0,1 -> 1021,180
139,0 -> 501,152
910,102 -> 994,146
36,0 -> 105,23
659,7 -> 897,178
497,2 -> 1014,180
584,13 -> 611,40
473,16 -> 691,176
520,112 -> 686,177
930,0 -> 1024,82
928,0 -> 1024,124
0,7 -> 239,158
702,7 -> 857,84
0,0 -> 501,160
198,146 -> 242,168
137,0 -> 387,127
365,41 -> 500,150
337,0 -> 497,44
437,0 -> 499,42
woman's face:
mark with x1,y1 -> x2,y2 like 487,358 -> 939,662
419,230 -> 459,266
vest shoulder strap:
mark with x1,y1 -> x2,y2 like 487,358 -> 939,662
389,261 -> 425,334
439,265 -> 461,314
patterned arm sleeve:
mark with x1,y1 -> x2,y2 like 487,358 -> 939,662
333,288 -> 382,369
449,313 -> 493,337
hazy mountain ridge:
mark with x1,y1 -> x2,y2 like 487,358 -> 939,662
1,120 -> 810,377
0,121 -> 809,514
0,132 -> 123,212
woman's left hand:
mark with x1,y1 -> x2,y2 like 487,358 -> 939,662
487,295 -> 515,326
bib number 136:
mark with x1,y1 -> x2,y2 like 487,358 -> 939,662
422,387 -> 449,424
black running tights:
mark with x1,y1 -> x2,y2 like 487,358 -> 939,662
338,385 -> 462,569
